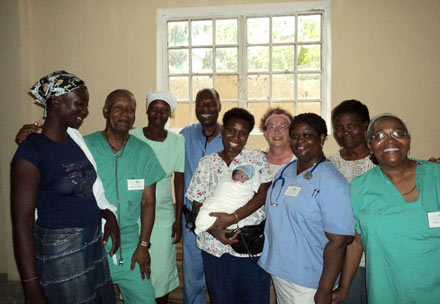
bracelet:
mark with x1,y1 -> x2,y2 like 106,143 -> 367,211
139,241 -> 151,249
22,276 -> 38,283
234,212 -> 240,224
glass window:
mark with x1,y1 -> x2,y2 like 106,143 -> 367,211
158,2 -> 330,131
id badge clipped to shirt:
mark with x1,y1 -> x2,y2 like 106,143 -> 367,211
284,186 -> 301,197
127,179 -> 145,191
427,211 -> 440,228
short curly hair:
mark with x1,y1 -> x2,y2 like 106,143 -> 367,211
331,99 -> 370,125
289,113 -> 328,138
195,88 -> 220,105
259,107 -> 294,131
223,107 -> 255,133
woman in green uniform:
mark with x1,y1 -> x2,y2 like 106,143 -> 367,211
130,91 -> 184,304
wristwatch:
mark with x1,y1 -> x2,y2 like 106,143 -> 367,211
139,241 -> 151,249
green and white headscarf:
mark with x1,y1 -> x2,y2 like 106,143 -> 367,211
29,70 -> 86,117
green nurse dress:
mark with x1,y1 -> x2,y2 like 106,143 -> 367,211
130,128 -> 185,297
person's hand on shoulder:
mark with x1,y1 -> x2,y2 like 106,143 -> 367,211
15,121 -> 43,144
428,156 -> 440,163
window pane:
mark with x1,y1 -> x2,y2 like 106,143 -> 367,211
272,16 -> 295,43
168,21 -> 189,47
272,74 -> 294,99
298,15 -> 321,42
216,47 -> 238,72
169,76 -> 189,100
169,103 -> 190,128
169,49 -> 189,74
218,102 -> 239,122
248,46 -> 269,72
297,101 -> 321,115
273,102 -> 295,116
216,75 -> 238,100
216,19 -> 237,45
297,44 -> 321,71
247,17 -> 269,44
273,46 -> 295,71
248,74 -> 269,100
192,75 -> 213,98
192,20 -> 213,45
192,48 -> 213,73
298,74 -> 320,99
247,102 -> 270,129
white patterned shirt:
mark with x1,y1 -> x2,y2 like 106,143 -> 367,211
186,150 -> 272,257
328,151 -> 376,183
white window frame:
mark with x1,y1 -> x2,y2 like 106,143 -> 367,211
157,0 -> 331,132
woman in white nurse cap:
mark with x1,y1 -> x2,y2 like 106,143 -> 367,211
129,90 -> 184,304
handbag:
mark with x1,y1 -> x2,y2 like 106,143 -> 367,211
228,220 -> 265,255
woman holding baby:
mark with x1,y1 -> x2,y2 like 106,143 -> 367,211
186,107 -> 272,304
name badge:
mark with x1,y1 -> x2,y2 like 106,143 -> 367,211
127,179 -> 145,191
427,211 -> 440,228
285,186 -> 301,197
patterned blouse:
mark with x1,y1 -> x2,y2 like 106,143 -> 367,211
328,151 -> 376,183
186,150 -> 272,257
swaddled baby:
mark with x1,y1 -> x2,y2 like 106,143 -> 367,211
194,164 -> 261,235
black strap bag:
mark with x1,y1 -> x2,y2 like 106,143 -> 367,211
229,219 -> 265,256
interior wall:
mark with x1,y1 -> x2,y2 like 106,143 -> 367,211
1,0 -> 439,279
0,0 -> 33,279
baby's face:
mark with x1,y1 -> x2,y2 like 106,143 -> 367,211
232,170 -> 249,183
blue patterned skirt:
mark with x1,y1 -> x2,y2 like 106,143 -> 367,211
34,224 -> 115,304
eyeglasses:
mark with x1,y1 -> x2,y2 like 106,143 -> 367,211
369,130 -> 409,142
266,123 -> 289,132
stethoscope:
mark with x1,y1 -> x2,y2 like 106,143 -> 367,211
105,136 -> 128,266
270,156 -> 326,207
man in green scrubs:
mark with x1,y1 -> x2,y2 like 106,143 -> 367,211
85,89 -> 165,304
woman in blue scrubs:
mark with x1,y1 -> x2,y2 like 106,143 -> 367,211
259,113 -> 355,304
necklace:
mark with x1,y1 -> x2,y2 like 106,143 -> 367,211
401,184 -> 417,196
104,129 -> 129,153
202,125 -> 219,157
299,156 -> 326,180
202,125 -> 218,138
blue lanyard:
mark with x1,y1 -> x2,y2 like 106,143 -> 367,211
270,156 -> 326,206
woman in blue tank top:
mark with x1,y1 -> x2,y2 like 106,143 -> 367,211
11,71 -> 119,304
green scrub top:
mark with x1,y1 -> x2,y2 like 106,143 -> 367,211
351,159 -> 440,303
85,131 -> 165,237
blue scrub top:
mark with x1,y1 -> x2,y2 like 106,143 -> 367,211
258,160 -> 355,289
180,123 -> 223,210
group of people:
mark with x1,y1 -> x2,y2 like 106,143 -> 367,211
11,70 -> 440,304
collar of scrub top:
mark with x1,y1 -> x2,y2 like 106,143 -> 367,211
270,156 -> 326,207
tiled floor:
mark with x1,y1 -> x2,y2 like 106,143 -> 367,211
0,273 -> 183,303
0,273 -> 24,304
